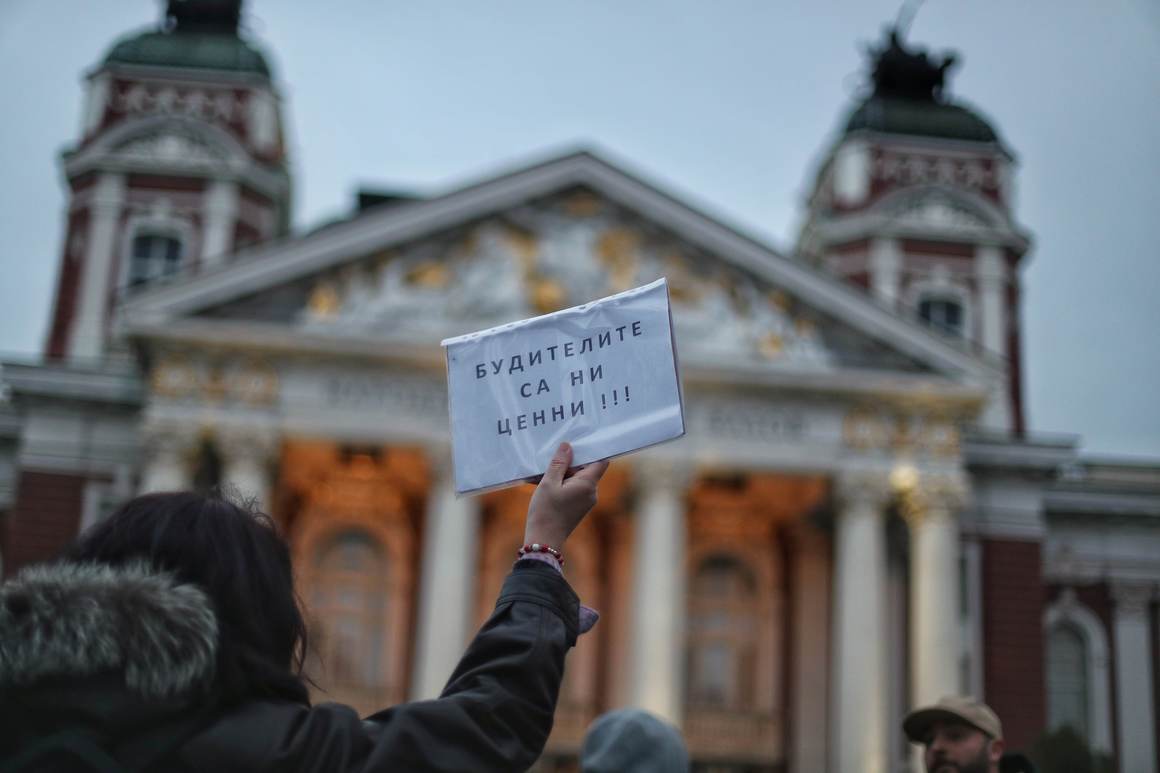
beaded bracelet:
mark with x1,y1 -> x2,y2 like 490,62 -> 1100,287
518,542 -> 564,566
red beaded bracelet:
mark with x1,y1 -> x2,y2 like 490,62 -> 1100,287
518,543 -> 564,565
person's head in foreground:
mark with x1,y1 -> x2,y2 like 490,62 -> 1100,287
580,708 -> 690,773
904,695 -> 1006,773
0,442 -> 608,771
59,491 -> 310,704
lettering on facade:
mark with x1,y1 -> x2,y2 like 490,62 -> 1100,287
325,376 -> 447,417
703,404 -> 807,443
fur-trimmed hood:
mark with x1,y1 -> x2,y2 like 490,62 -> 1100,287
0,562 -> 218,700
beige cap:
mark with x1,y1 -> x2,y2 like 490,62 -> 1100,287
903,696 -> 1003,743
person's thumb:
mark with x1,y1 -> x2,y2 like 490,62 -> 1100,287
544,442 -> 572,485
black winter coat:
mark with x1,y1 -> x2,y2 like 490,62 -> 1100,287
0,559 -> 580,772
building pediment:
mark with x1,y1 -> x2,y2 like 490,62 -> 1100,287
882,186 -> 996,231
113,127 -> 230,167
289,203 -> 835,370
813,183 -> 1031,251
62,115 -> 287,197
119,150 -> 998,382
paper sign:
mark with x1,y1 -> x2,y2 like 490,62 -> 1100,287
441,277 -> 685,494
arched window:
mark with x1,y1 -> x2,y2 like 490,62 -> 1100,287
310,529 -> 389,687
1043,592 -> 1112,755
918,296 -> 964,336
686,555 -> 758,711
1047,623 -> 1089,738
128,231 -> 183,287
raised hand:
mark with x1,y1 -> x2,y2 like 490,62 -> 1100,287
524,442 -> 609,550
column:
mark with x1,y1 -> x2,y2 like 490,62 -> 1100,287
902,474 -> 967,707
69,172 -> 125,361
411,451 -> 481,700
1112,581 -> 1157,773
831,472 -> 891,773
975,245 -> 1007,357
246,87 -> 278,154
139,423 -> 195,493
629,460 -> 688,724
202,179 -> 238,267
82,71 -> 111,136
870,237 -> 902,307
833,140 -> 870,206
218,428 -> 278,513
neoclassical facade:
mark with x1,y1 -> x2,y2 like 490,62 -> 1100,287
1,3 -> 1157,772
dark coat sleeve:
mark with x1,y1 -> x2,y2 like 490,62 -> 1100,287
185,560 -> 579,773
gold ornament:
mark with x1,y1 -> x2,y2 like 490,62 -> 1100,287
307,282 -> 340,318
201,362 -> 229,403
531,277 -> 566,314
505,227 -> 539,272
405,261 -> 450,289
842,408 -> 889,450
663,252 -> 702,303
151,356 -> 197,399
230,359 -> 279,406
564,190 -> 603,217
768,290 -> 791,312
758,333 -> 784,358
597,228 -> 639,291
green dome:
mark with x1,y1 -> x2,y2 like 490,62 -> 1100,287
105,28 -> 271,78
845,96 -> 999,143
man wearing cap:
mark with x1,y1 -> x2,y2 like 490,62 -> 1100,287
903,696 -> 1006,773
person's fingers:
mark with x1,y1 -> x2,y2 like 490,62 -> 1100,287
543,442 -> 572,485
569,458 -> 609,486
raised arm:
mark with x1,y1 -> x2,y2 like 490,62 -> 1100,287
228,443 -> 608,773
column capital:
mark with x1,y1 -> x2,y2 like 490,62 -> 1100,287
215,425 -> 280,463
139,420 -> 198,494
974,244 -> 1007,281
634,457 -> 692,493
1111,580 -> 1156,616
90,171 -> 126,210
896,471 -> 968,529
141,420 -> 199,458
835,469 -> 894,509
422,443 -> 455,481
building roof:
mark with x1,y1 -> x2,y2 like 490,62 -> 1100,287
844,95 -> 999,143
104,28 -> 271,77
843,28 -> 1001,145
103,1 -> 270,77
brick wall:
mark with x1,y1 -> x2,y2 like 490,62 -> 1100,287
981,538 -> 1046,751
46,209 -> 90,359
3,471 -> 86,576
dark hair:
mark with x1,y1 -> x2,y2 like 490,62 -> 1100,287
63,491 -> 310,706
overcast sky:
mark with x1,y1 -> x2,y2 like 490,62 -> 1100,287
1,0 -> 1157,457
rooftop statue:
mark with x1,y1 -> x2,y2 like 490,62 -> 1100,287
868,28 -> 958,102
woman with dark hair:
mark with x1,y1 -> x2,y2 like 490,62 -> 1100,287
0,442 -> 607,772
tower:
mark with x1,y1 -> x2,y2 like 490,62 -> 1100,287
45,0 -> 290,361
798,29 -> 1031,432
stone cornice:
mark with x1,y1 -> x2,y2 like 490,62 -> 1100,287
1045,489 -> 1160,520
123,316 -> 987,410
962,431 -> 1078,473
1,360 -> 143,406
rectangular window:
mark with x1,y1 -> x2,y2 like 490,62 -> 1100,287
919,297 -> 964,336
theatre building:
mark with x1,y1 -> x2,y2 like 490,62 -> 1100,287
1,2 -> 1157,771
